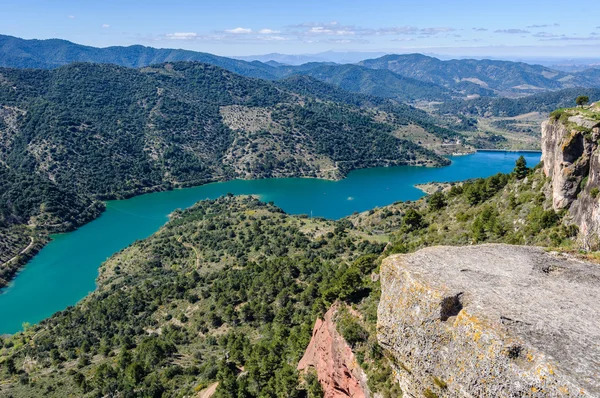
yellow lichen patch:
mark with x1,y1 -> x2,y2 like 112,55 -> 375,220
558,386 -> 569,394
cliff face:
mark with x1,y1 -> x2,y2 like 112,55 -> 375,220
541,107 -> 600,249
377,244 -> 600,397
298,305 -> 370,398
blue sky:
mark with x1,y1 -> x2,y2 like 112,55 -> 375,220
2,0 -> 600,57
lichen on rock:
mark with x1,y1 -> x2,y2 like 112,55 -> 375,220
377,244 -> 600,397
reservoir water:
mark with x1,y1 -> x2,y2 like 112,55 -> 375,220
0,151 -> 540,334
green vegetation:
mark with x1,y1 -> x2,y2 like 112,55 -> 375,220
350,161 -> 572,250
576,95 -> 590,108
438,88 -> 600,118
0,61 -> 455,286
0,196 -> 388,397
282,64 -> 454,102
0,154 -> 578,397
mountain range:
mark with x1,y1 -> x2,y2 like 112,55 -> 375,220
3,34 -> 600,101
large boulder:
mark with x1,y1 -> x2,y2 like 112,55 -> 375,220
378,244 -> 600,397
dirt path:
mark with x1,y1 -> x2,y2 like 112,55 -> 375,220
197,382 -> 219,398
3,236 -> 34,266
177,236 -> 201,269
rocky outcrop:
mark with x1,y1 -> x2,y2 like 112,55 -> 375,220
542,107 -> 600,249
298,305 -> 370,398
378,244 -> 600,397
541,119 -> 598,210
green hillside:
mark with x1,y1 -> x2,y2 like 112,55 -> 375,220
0,61 -> 454,285
0,161 -> 573,397
436,87 -> 600,117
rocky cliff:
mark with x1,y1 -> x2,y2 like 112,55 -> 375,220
298,305 -> 370,398
542,105 -> 600,249
377,244 -> 600,397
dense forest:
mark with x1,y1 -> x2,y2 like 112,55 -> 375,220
0,159 -> 575,397
0,61 -> 456,281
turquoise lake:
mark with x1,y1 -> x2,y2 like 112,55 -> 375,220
0,151 -> 540,334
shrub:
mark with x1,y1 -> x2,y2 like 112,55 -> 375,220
428,192 -> 447,211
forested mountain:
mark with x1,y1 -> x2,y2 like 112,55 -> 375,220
0,35 -> 458,102
0,34 -> 280,79
280,63 -> 455,102
436,87 -> 600,117
6,34 -> 600,104
0,61 -> 453,281
358,54 -> 600,95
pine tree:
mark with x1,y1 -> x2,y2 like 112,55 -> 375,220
514,156 -> 528,179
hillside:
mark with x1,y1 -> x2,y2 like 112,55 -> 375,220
437,87 -> 600,117
359,54 -> 600,95
0,158 -> 580,397
0,61 -> 455,286
0,34 -> 279,79
278,63 -> 456,102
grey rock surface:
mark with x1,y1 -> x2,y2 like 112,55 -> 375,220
542,120 -> 596,210
378,244 -> 600,397
542,117 -> 600,249
568,115 -> 600,130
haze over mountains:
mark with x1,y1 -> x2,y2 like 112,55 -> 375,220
3,34 -> 600,101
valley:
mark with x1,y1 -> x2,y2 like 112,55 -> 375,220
0,151 -> 539,335
0,28 -> 599,398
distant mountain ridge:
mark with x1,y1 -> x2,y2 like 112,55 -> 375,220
437,87 -> 600,117
3,34 -> 600,101
0,34 -> 280,79
359,53 -> 600,95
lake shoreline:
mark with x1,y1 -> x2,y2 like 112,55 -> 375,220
0,151 -> 543,334
1,159 -> 451,291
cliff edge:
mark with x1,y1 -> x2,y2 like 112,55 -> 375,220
542,104 -> 600,249
377,244 -> 600,397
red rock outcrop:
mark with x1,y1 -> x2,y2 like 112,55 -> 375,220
298,305 -> 370,398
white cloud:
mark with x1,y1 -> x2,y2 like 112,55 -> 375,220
101,24 -> 110,28
225,27 -> 252,34
164,32 -> 200,40
259,36 -> 288,41
527,23 -> 560,28
532,32 -> 559,38
495,29 -> 530,34
539,35 -> 600,42
258,29 -> 280,34
68,15 -> 75,19
420,27 -> 456,35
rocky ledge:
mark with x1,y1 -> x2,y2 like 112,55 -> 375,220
378,244 -> 600,397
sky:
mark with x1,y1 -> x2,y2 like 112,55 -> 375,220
2,0 -> 600,58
